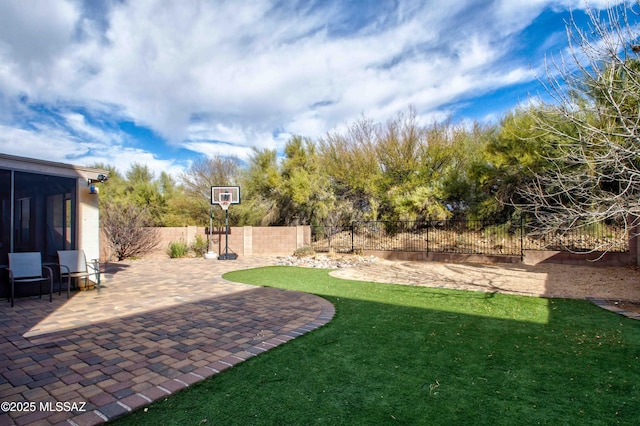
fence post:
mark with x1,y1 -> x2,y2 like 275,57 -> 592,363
520,215 -> 524,261
426,221 -> 430,255
351,221 -> 355,253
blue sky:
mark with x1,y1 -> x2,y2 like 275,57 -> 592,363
0,0 -> 628,178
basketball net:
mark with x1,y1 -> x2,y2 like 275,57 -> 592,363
220,200 -> 231,211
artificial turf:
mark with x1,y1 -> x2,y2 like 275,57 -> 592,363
113,266 -> 640,425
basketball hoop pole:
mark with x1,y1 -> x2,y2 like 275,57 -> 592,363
209,206 -> 213,253
222,203 -> 230,259
218,201 -> 236,260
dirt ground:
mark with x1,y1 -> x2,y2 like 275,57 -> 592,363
331,260 -> 640,310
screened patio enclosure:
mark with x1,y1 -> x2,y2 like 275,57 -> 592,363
0,154 -> 107,298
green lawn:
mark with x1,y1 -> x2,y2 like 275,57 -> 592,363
114,266 -> 640,425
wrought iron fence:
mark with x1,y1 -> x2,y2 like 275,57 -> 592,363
311,219 -> 629,257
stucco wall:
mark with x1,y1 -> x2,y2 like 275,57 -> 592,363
78,178 -> 101,262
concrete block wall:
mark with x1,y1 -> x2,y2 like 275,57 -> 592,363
209,227 -> 244,257
100,225 -> 311,260
251,226 -> 303,255
100,226 -> 199,261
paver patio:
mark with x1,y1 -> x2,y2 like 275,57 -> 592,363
0,257 -> 335,425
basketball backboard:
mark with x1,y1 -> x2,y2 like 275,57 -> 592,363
211,186 -> 241,206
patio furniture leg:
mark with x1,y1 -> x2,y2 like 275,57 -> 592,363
59,275 -> 71,298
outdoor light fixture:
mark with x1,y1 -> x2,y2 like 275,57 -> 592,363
88,174 -> 109,194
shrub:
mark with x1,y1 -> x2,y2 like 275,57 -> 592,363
293,245 -> 315,257
101,200 -> 159,261
191,235 -> 209,256
168,240 -> 189,258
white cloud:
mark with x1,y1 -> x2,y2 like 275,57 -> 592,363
87,145 -> 184,179
0,0 -> 631,176
181,141 -> 254,162
0,125 -> 83,161
62,112 -> 119,145
0,122 -> 181,179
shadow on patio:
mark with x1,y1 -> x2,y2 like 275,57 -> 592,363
0,257 -> 334,425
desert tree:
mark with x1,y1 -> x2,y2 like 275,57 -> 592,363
281,136 -> 335,226
318,115 -> 382,221
318,108 -> 493,223
242,147 -> 282,225
517,1 -> 640,247
124,163 -> 167,225
473,108 -> 565,222
377,110 -> 483,222
101,200 -> 159,261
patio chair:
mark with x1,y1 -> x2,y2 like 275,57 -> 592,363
7,252 -> 54,307
57,250 -> 101,296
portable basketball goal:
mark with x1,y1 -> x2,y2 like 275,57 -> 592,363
211,186 -> 241,260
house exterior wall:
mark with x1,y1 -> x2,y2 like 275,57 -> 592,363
77,180 -> 101,262
0,153 -> 107,263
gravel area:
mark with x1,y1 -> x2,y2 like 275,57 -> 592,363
333,259 -> 640,301
276,254 -> 379,269
277,254 -> 640,302
275,254 -> 640,317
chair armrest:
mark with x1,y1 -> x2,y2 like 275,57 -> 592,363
87,260 -> 100,274
88,259 -> 99,269
88,259 -> 101,288
59,264 -> 71,275
42,265 -> 54,279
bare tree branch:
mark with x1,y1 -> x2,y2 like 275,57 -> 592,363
101,201 -> 160,261
517,1 -> 640,251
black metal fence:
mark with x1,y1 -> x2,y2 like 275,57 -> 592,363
311,219 -> 629,257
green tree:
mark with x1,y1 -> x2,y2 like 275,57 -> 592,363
472,108 -> 567,222
376,112 -> 475,221
158,171 -> 192,226
318,109 -> 494,223
243,148 -> 282,225
439,121 -> 494,221
124,163 -> 166,225
244,136 -> 336,226
280,136 -> 334,225
318,115 -> 382,221
91,163 -> 195,227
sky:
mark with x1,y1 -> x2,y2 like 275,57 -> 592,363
0,0 -> 630,179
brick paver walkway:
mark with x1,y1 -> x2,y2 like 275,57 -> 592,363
0,257 -> 335,425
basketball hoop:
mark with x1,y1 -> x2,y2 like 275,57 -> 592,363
210,186 -> 240,260
217,192 -> 233,211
